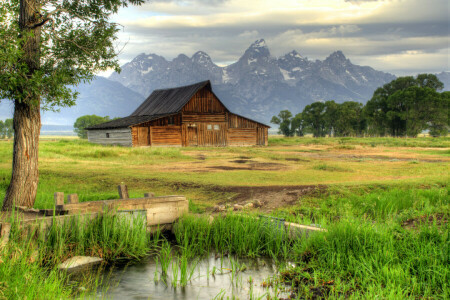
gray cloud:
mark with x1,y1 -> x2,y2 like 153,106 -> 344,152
113,0 -> 449,75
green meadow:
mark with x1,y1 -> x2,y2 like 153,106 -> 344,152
0,136 -> 448,299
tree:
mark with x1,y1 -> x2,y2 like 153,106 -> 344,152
334,102 -> 365,137
271,110 -> 294,137
428,91 -> 449,137
302,102 -> 327,137
4,119 -> 13,138
323,100 -> 339,137
365,74 -> 445,137
74,115 -> 111,139
0,0 -> 143,210
291,113 -> 305,137
0,121 -> 4,139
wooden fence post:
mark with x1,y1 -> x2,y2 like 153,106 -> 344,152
118,185 -> 129,199
67,194 -> 79,204
54,192 -> 64,208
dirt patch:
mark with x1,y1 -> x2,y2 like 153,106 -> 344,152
216,184 -> 327,211
231,159 -> 253,164
284,158 -> 308,162
209,162 -> 286,171
196,155 -> 206,160
402,213 -> 447,229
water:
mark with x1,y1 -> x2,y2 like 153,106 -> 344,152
97,254 -> 291,299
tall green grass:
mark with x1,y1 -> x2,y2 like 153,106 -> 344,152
1,211 -> 152,299
174,214 -> 291,259
172,187 -> 449,298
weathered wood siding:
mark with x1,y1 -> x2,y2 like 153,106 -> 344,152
228,128 -> 257,146
150,126 -> 182,146
228,113 -> 268,146
87,128 -> 132,146
124,87 -> 269,147
182,113 -> 226,123
182,89 -> 227,113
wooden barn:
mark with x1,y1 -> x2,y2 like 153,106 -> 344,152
86,80 -> 269,147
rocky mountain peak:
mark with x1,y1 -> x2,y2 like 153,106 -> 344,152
191,51 -> 214,66
287,50 -> 303,59
325,50 -> 349,65
107,39 -> 398,124
242,39 -> 271,60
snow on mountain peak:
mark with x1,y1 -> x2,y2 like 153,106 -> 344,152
250,39 -> 267,49
192,51 -> 212,64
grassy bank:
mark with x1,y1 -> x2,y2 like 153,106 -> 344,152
172,187 -> 448,299
0,211 -> 152,299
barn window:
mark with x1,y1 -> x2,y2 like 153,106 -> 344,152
207,124 -> 212,130
106,133 -> 110,138
213,125 -> 220,130
168,116 -> 174,125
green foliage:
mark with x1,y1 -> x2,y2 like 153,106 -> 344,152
302,102 -> 327,137
365,74 -> 448,137
73,115 -> 111,138
0,0 -> 144,110
273,74 -> 448,138
271,110 -> 294,137
0,119 -> 13,138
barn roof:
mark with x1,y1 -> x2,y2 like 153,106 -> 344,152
86,113 -> 175,130
87,80 -> 269,130
131,80 -> 218,116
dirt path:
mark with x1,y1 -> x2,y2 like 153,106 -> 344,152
215,184 -> 327,211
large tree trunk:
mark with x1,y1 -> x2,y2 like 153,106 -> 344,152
2,0 -> 41,210
2,103 -> 41,210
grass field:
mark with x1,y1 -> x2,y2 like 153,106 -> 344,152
0,136 -> 449,210
0,136 -> 448,299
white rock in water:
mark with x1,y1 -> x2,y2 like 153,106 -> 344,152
58,256 -> 103,271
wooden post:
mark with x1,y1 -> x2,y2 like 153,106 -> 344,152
0,223 -> 11,247
144,192 -> 155,198
118,185 -> 129,199
54,192 -> 64,207
67,194 -> 79,204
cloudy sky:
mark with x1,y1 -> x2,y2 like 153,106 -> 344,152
111,0 -> 449,76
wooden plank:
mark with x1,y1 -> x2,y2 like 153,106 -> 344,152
62,196 -> 187,214
67,194 -> 79,204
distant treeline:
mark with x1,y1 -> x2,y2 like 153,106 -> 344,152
0,119 -> 13,139
271,74 -> 449,137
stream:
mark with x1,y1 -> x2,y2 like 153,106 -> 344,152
96,253 -> 291,299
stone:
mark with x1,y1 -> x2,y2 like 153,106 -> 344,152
213,205 -> 225,212
233,204 -> 244,211
244,203 -> 254,209
253,200 -> 262,208
58,256 -> 103,271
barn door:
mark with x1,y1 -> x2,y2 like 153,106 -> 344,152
257,127 -> 264,145
187,126 -> 198,146
138,127 -> 149,146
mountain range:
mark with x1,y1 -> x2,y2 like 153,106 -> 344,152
0,39 -> 448,125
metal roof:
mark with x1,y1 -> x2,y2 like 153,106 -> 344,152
131,80 -> 212,116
